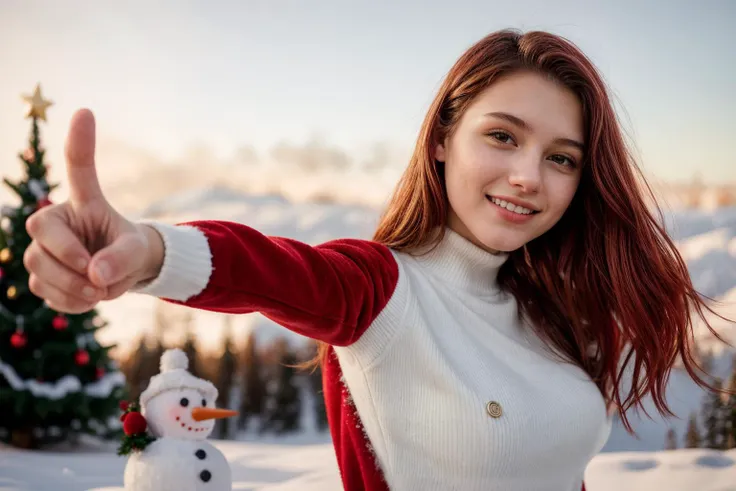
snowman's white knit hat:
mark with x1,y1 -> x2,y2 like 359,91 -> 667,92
139,348 -> 218,407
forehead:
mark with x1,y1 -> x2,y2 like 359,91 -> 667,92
464,70 -> 584,141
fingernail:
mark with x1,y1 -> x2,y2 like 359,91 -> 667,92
95,261 -> 110,283
77,258 -> 89,271
82,286 -> 97,298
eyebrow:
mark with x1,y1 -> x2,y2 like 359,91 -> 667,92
484,111 -> 585,152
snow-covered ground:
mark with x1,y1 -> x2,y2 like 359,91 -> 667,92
2,188 -> 735,490
1,437 -> 735,490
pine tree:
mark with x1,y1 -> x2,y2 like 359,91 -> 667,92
664,427 -> 677,450
215,318 -> 236,439
237,330 -> 265,431
182,312 -> 198,378
274,340 -> 301,434
124,335 -> 150,402
259,338 -> 301,434
701,377 -> 725,449
684,413 -> 702,449
0,84 -> 125,448
725,371 -> 736,449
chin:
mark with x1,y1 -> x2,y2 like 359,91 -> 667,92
471,229 -> 529,253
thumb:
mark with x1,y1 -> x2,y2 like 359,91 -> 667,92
88,233 -> 146,287
65,109 -> 105,205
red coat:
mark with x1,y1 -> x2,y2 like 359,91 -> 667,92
162,220 -> 588,490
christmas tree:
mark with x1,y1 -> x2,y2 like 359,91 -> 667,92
0,84 -> 126,448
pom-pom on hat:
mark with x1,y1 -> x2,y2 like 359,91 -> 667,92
139,348 -> 218,408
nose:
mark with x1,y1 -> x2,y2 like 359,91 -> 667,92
507,152 -> 541,193
191,407 -> 239,422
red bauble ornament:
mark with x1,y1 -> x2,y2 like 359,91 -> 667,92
74,349 -> 90,366
10,332 -> 27,348
36,197 -> 52,209
123,411 -> 147,436
52,315 -> 68,330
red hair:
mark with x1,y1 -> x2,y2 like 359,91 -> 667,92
308,29 -> 733,434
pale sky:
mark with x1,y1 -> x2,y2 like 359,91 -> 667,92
0,0 -> 734,191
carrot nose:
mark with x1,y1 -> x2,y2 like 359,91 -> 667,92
191,407 -> 239,422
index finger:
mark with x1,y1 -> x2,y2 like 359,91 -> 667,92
26,211 -> 91,274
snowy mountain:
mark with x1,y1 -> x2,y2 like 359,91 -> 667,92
93,187 -> 736,456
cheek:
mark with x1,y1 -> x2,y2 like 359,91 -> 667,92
446,152 -> 493,202
451,140 -> 498,178
546,177 -> 579,214
168,406 -> 185,423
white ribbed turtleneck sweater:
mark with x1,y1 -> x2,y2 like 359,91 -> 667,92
332,228 -> 613,490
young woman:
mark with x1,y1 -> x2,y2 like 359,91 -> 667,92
25,29 -> 730,490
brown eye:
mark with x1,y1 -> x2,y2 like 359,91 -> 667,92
488,131 -> 514,144
549,154 -> 576,168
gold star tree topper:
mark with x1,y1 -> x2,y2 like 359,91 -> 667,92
22,83 -> 53,121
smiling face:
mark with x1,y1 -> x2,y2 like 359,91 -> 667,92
436,70 -> 585,253
144,388 -> 217,440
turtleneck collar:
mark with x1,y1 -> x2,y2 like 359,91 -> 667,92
410,227 -> 510,295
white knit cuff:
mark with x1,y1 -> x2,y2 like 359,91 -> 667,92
129,220 -> 213,302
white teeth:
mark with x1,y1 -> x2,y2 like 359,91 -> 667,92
489,196 -> 534,215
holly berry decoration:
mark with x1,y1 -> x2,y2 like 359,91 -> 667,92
123,410 -> 147,436
74,349 -> 90,366
10,331 -> 27,349
117,401 -> 156,456
95,367 -> 105,380
52,314 -> 68,331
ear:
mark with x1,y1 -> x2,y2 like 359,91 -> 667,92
435,141 -> 447,162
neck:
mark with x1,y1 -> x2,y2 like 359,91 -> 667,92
411,227 -> 510,295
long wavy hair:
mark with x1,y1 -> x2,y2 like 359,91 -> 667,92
303,29 -> 733,434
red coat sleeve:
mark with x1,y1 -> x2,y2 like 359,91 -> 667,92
135,220 -> 400,347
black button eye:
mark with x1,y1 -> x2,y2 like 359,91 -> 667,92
180,397 -> 189,407
201,398 -> 207,407
200,470 -> 211,482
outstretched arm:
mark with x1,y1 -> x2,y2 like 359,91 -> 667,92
132,220 -> 400,347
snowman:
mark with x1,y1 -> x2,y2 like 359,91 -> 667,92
121,349 -> 238,491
